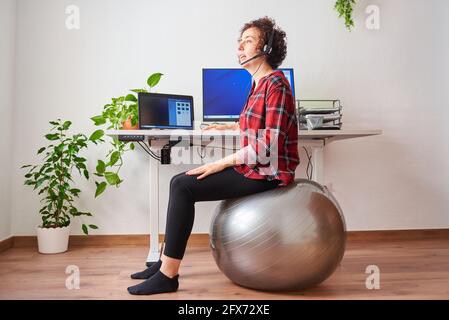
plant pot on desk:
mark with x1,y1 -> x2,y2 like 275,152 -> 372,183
122,116 -> 138,130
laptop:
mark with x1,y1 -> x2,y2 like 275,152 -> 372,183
138,92 -> 194,130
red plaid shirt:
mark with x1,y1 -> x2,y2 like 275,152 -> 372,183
234,70 -> 299,186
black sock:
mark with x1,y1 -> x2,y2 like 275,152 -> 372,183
127,270 -> 179,295
130,259 -> 162,279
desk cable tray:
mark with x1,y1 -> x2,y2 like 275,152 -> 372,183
296,100 -> 343,130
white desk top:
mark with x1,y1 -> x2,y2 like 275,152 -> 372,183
106,128 -> 382,142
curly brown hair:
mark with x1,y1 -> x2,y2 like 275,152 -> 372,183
240,16 -> 287,69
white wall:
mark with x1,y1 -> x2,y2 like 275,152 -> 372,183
9,0 -> 449,236
0,0 -> 17,241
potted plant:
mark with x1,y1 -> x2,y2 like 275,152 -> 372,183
90,72 -> 163,197
21,119 -> 104,254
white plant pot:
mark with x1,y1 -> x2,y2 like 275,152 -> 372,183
37,225 -> 71,254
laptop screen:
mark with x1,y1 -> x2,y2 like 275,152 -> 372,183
138,92 -> 194,130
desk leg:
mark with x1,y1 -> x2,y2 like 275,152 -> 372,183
146,139 -> 167,266
310,141 -> 325,184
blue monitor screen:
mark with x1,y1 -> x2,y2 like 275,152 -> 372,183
202,68 -> 295,121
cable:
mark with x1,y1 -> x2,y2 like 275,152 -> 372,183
197,143 -> 207,159
137,141 -> 161,162
251,59 -> 264,79
138,142 -> 160,161
197,130 -> 207,159
302,146 -> 313,180
138,141 -> 161,160
303,146 -> 310,179
146,143 -> 162,160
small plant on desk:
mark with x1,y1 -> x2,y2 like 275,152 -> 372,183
90,72 -> 163,197
21,120 -> 104,252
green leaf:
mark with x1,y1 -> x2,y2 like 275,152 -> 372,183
37,147 -> 46,154
49,121 -> 59,126
147,73 -> 163,88
95,181 -> 107,197
89,129 -> 104,142
109,151 -> 120,166
130,143 -> 135,150
104,172 -> 120,185
89,224 -> 98,229
62,121 -> 72,130
76,162 -> 86,170
130,112 -> 139,126
82,224 -> 88,235
45,134 -> 59,141
130,88 -> 147,94
125,94 -> 137,102
21,164 -> 32,168
55,144 -> 64,154
78,141 -> 87,148
34,178 -> 46,190
44,167 -> 54,173
24,180 -> 35,186
91,115 -> 106,126
83,169 -> 89,180
70,188 -> 81,195
96,160 -> 106,174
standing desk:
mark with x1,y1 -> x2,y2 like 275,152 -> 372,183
107,128 -> 382,264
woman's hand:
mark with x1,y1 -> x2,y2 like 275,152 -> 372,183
202,123 -> 239,131
186,162 -> 227,180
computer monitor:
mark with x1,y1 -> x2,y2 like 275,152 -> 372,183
138,92 -> 194,130
202,68 -> 295,122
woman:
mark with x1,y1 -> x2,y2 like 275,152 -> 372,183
127,16 -> 299,295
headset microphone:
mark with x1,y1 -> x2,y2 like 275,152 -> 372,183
239,52 -> 265,65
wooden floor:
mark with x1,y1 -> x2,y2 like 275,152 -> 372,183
1,237 -> 449,300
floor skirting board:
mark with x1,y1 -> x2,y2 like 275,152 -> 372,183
1,228 -> 449,252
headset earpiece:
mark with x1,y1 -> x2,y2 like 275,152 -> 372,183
264,26 -> 275,55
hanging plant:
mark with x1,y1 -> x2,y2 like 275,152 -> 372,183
334,0 -> 357,30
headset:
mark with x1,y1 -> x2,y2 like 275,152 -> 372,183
240,25 -> 275,66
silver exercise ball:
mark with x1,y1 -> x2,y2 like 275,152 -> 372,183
209,179 -> 346,291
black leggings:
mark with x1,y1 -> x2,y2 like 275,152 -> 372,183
162,167 -> 281,259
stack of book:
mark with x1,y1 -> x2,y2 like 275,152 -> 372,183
296,100 -> 343,130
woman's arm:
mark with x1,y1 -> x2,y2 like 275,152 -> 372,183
186,123 -> 245,179
214,145 -> 256,168
202,122 -> 239,130
186,145 -> 254,179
